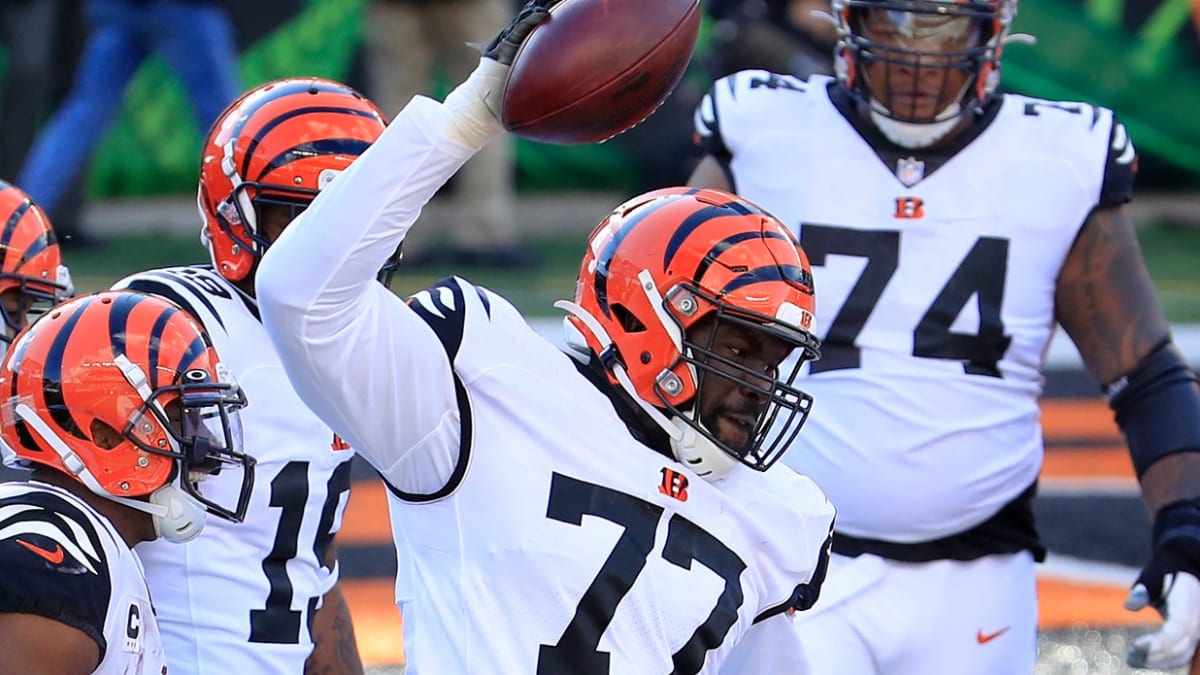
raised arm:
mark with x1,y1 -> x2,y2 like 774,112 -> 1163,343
255,93 -> 483,492
256,6 -> 551,492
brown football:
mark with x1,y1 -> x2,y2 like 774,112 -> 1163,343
500,0 -> 701,144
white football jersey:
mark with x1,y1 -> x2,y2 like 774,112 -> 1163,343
0,481 -> 167,674
257,96 -> 836,674
695,72 -> 1137,543
112,266 -> 355,674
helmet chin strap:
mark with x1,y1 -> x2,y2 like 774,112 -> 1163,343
221,139 -> 259,235
869,102 -> 962,149
555,300 -> 737,482
667,415 -> 738,481
197,185 -> 215,252
15,406 -> 208,544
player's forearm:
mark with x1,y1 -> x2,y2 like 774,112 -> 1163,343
304,583 -> 364,675
1140,453 -> 1200,515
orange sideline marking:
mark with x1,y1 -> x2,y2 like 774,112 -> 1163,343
340,481 -> 392,544
1041,446 -> 1134,480
1039,400 -> 1120,441
344,578 -> 405,667
1038,576 -> 1159,629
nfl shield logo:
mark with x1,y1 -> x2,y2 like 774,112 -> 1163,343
896,157 -> 925,187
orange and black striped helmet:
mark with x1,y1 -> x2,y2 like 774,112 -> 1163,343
198,78 -> 387,283
0,291 -> 254,523
0,181 -> 72,349
566,187 -> 821,472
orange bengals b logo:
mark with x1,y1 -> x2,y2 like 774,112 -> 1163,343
894,197 -> 925,219
331,434 -> 351,451
659,468 -> 689,502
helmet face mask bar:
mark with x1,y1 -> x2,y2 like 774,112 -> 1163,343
216,183 -> 319,257
563,187 -> 823,480
833,0 -> 1020,145
1,275 -> 71,336
0,291 -> 256,539
656,283 -> 819,473
123,366 -> 254,523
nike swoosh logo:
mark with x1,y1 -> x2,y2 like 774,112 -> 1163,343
16,538 -> 65,565
977,627 -> 1010,644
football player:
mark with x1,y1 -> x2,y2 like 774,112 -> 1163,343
111,78 -> 388,674
0,180 -> 73,355
688,0 -> 1200,671
256,2 -> 837,672
0,290 -> 253,675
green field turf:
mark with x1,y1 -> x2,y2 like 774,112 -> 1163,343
68,222 -> 1200,322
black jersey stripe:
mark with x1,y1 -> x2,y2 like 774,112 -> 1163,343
406,277 -> 470,361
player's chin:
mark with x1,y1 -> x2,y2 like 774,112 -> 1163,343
713,416 -> 753,454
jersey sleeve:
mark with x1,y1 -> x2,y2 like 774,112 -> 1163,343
693,70 -> 811,188
1017,98 -> 1136,210
0,490 -> 112,656
256,96 -> 486,499
1099,115 -> 1137,207
742,467 -> 837,622
693,73 -> 737,160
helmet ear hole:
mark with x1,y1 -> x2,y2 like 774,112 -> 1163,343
90,418 -> 123,450
613,304 -> 646,333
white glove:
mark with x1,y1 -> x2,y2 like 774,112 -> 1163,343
440,0 -> 557,149
1126,571 -> 1200,669
441,57 -> 509,150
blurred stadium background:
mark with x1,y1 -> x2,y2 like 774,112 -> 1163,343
5,0 -> 1200,672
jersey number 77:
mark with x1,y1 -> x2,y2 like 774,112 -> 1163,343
538,473 -> 745,675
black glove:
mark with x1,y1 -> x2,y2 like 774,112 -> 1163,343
480,0 -> 563,66
1125,498 -> 1200,668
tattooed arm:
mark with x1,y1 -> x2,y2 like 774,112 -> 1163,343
305,539 -> 364,675
1056,203 -> 1200,670
1055,203 -> 1200,511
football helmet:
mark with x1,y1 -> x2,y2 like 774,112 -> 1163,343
0,181 -> 73,352
831,0 -> 1024,146
559,188 -> 821,480
0,291 -> 254,542
198,77 -> 389,283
